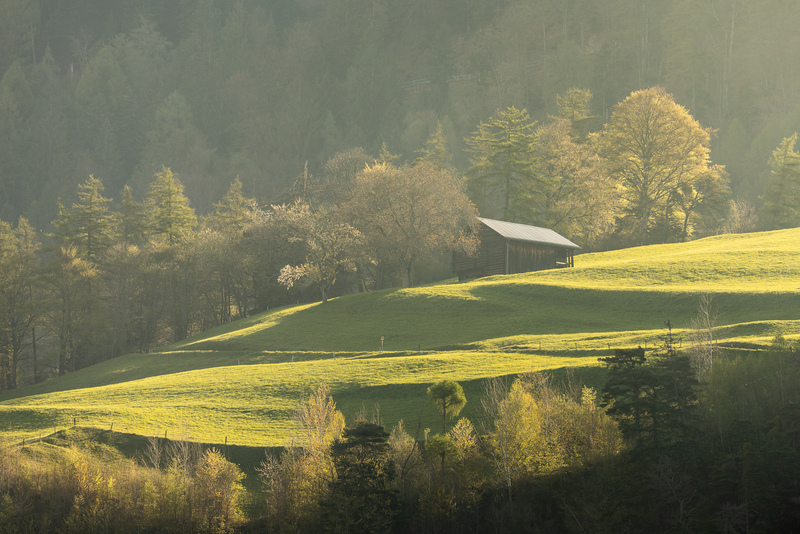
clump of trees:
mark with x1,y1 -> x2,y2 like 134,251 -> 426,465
259,374 -> 621,532
760,132 -> 800,228
254,324 -> 800,533
466,87 -> 732,248
2,1 -> 799,241
0,136 -> 478,388
3,327 -> 800,532
11,81 -> 799,390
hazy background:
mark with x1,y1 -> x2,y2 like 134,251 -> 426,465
0,0 -> 796,228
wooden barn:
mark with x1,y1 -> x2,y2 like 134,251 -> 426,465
453,218 -> 580,279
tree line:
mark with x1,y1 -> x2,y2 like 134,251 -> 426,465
0,141 -> 477,389
5,82 -> 800,389
0,430 -> 246,533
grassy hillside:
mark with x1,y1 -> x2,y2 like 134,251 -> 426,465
2,229 -> 800,448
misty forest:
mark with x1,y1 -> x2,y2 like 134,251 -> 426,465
2,0 -> 800,533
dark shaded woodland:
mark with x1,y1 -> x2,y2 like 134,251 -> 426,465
1,0 -> 799,229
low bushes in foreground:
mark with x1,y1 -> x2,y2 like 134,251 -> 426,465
0,437 -> 244,534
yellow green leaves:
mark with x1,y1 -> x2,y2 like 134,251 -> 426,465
598,87 -> 727,244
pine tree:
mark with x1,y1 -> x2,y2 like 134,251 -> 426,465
761,133 -> 800,229
146,166 -> 197,245
427,379 -> 467,434
115,185 -> 148,246
204,177 -> 251,233
417,121 -> 453,170
72,175 -> 114,261
51,175 -> 115,261
322,421 -> 399,533
465,107 -> 538,221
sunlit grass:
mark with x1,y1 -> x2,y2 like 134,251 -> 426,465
1,351 -> 600,446
2,228 -> 800,448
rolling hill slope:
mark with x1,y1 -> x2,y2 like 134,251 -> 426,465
2,228 -> 800,447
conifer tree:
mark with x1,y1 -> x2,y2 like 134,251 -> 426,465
72,175 -> 114,260
418,121 -> 453,170
115,185 -> 148,246
761,133 -> 800,229
204,177 -> 250,233
465,107 -> 538,221
51,175 -> 115,261
427,379 -> 467,434
323,421 -> 398,532
146,166 -> 197,245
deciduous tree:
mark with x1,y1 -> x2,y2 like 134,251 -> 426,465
44,246 -> 98,374
673,163 -> 729,239
598,87 -> 726,244
532,119 -> 617,246
198,178 -> 254,324
242,200 -> 309,311
346,161 -> 479,288
259,381 -> 345,530
555,87 -> 597,140
311,147 -> 371,209
278,207 -> 361,303
0,217 -> 39,389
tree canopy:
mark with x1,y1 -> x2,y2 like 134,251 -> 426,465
427,379 -> 467,434
761,133 -> 800,229
598,87 -> 727,244
465,106 -> 538,222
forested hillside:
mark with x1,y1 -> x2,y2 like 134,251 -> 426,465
4,0 -> 800,388
2,0 -> 800,228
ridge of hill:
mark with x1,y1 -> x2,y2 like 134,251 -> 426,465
2,229 -> 800,447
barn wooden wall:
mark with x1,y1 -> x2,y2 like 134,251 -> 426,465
453,225 -> 574,279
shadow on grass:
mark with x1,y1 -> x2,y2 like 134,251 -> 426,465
331,366 -> 610,436
0,409 -> 63,432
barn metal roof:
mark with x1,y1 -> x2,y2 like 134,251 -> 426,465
479,217 -> 581,249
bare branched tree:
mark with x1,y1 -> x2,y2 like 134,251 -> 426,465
478,376 -> 517,501
167,426 -> 203,478
687,294 -> 718,381
143,432 -> 163,469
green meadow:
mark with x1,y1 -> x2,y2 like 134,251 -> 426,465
3,228 -> 800,448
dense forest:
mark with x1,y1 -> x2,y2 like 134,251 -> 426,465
1,0 -> 800,230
